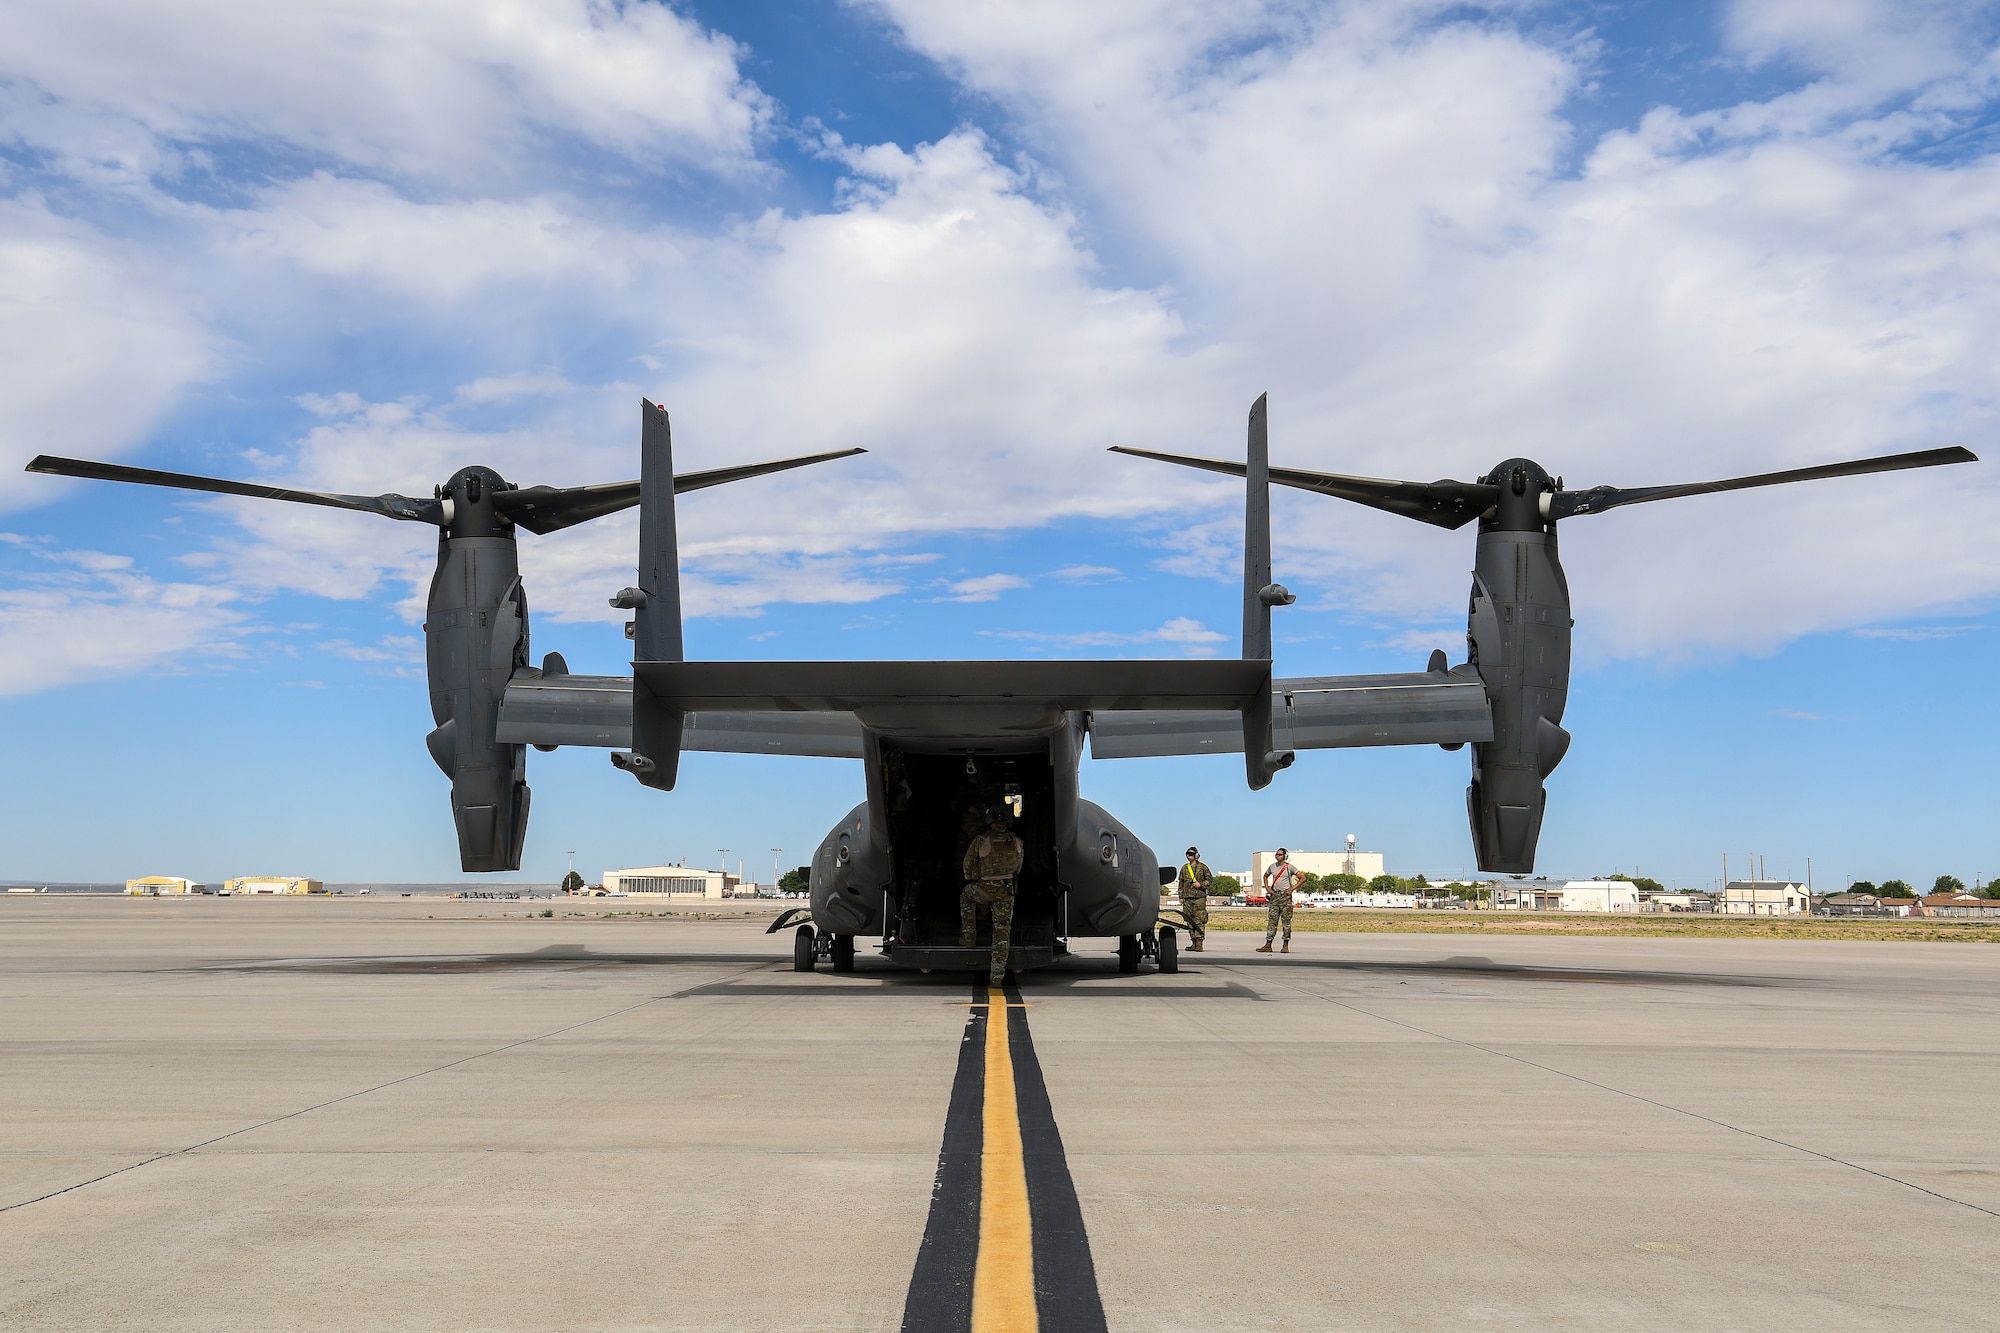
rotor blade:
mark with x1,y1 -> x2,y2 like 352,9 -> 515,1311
1108,445 -> 1498,530
1546,446 -> 1980,521
494,447 -> 867,535
24,455 -> 442,523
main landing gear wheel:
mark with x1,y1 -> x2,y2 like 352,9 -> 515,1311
793,924 -> 816,972
831,933 -> 856,972
1117,935 -> 1141,974
1157,926 -> 1178,974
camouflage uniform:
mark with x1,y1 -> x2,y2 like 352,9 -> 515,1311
960,825 -> 1026,984
1263,860 -> 1302,948
1176,857 -> 1212,949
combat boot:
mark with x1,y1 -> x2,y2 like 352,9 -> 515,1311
1281,942 -> 1290,953
1188,940 -> 1203,952
1255,943 -> 1272,953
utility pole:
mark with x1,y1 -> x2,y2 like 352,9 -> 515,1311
771,848 -> 782,897
718,849 -> 728,896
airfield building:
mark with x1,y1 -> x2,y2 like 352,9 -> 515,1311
1722,880 -> 1808,915
126,877 -> 201,896
1250,847 -> 1386,884
601,866 -> 738,898
1494,880 -> 1641,912
226,877 -> 325,895
1557,880 -> 1641,913
1916,894 -> 2000,918
1817,892 -> 1896,917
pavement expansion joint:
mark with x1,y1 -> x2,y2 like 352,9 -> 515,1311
1219,960 -> 2000,1222
0,959 -> 770,1217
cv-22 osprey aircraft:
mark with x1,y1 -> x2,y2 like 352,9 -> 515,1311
28,399 -> 1976,979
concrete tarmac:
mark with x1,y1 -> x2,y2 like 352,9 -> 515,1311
3,896 -> 1996,1330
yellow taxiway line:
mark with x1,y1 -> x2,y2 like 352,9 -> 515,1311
971,984 -> 1037,1332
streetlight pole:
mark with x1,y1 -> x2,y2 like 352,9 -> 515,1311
718,849 -> 729,897
771,847 -> 782,898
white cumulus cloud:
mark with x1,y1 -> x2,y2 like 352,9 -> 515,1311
0,536 -> 245,694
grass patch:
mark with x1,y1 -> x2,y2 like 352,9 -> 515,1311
1199,908 -> 2000,943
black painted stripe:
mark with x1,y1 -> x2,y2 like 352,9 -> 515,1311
1009,985 -> 1108,1332
901,980 -> 987,1331
901,979 -> 1107,1333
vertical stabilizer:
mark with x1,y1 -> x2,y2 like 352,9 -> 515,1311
617,398 -> 685,790
1242,394 -> 1273,661
1239,393 -> 1294,789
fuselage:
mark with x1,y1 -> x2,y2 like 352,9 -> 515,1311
806,708 -> 1160,969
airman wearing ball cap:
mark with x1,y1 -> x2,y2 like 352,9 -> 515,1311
1257,847 -> 1302,953
1176,846 -> 1212,951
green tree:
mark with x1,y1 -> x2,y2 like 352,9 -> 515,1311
1321,873 -> 1367,893
1878,880 -> 1916,899
1933,874 -> 1966,897
778,867 -> 811,896
1849,880 -> 1877,895
1981,880 -> 2000,901
560,870 -> 584,894
1367,874 -> 1405,894
1631,877 -> 1664,895
1213,874 -> 1242,895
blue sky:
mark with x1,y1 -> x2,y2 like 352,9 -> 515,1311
2,0 -> 1995,890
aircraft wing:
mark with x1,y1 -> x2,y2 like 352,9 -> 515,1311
631,659 -> 1270,712
496,672 -> 863,758
1088,670 -> 1492,758
499,659 -> 1269,758
499,664 -> 1485,759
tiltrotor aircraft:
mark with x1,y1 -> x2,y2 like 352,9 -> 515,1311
27,399 -> 1976,978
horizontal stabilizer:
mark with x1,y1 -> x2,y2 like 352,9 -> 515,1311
1090,670 -> 1492,758
633,659 -> 1270,713
495,671 -> 863,757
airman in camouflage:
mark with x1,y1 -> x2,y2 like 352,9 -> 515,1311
1257,847 -> 1303,953
1176,847 -> 1212,951
960,805 -> 1026,985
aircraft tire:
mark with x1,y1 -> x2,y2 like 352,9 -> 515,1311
1117,935 -> 1141,974
1157,926 -> 1178,974
793,923 -> 816,972
831,933 -> 856,972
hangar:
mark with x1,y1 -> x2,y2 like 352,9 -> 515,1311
226,877 -> 325,896
601,866 -> 738,899
126,877 -> 200,895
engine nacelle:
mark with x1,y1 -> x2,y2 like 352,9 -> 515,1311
1056,799 -> 1159,937
809,802 -> 890,935
1463,461 -> 1574,873
423,469 -> 533,873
